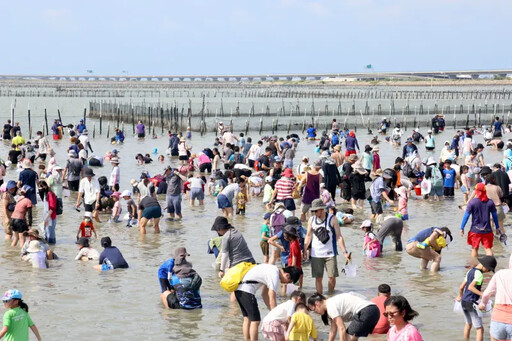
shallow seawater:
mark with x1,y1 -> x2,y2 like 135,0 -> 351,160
0,116 -> 510,340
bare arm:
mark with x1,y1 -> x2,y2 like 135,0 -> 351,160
0,326 -> 8,339
332,218 -> 349,259
303,218 -> 313,258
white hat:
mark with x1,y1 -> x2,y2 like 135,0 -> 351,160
360,220 -> 372,229
265,176 -> 272,183
84,211 -> 93,218
53,165 -> 64,171
121,190 -> 132,197
27,240 -> 44,253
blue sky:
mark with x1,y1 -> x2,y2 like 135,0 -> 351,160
0,0 -> 510,75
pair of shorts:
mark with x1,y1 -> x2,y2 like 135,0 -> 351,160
179,155 -> 189,161
234,291 -> 261,321
462,303 -> 483,328
346,305 -> 380,337
444,187 -> 455,197
425,146 -> 435,151
11,218 -> 28,233
405,242 -> 440,261
142,206 -> 162,219
490,320 -> 512,340
351,191 -> 366,200
68,180 -> 80,191
311,256 -> 339,278
430,186 -> 444,197
496,205 -> 505,221
190,188 -> 204,200
300,202 -> 311,214
370,201 -> 383,215
260,240 -> 269,256
467,231 -> 494,250
84,201 -> 97,212
345,150 -> 356,157
217,194 -> 232,209
166,195 -> 182,214
280,198 -> 296,211
461,185 -> 468,194
199,163 -> 212,173
137,133 -> 145,138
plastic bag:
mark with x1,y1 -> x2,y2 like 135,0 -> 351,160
62,188 -> 70,197
503,204 -> 510,214
343,263 -> 357,277
286,284 -> 299,296
453,300 -> 464,315
475,300 -> 492,318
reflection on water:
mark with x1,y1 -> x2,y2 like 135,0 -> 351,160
0,107 -> 511,339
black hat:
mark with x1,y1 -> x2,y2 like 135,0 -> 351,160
283,225 -> 298,237
84,168 -> 95,177
211,216 -> 233,231
286,216 -> 301,227
478,256 -> 497,272
76,237 -> 89,247
480,166 -> 492,176
364,145 -> 372,152
101,236 -> 112,248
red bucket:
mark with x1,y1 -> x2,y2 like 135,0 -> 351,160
414,185 -> 421,196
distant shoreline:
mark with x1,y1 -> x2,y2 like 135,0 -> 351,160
0,78 -> 512,89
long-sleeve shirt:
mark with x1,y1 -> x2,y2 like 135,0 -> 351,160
481,254 -> 512,324
345,136 -> 359,152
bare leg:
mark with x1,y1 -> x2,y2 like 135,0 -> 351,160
11,232 -> 19,247
315,277 -> 323,295
153,218 -> 160,233
350,198 -> 357,210
160,291 -> 171,309
249,321 -> 260,341
475,327 -> 483,341
139,217 -> 148,234
430,255 -> 442,272
471,247 -> 479,258
199,200 -> 204,206
242,317 -> 250,341
328,277 -> 336,292
421,258 -> 429,270
484,248 -> 493,256
190,199 -> 194,206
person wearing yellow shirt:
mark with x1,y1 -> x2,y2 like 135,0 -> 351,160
285,303 -> 318,341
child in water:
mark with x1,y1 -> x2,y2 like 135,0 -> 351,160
460,165 -> 471,204
76,212 -> 98,239
285,303 -> 318,341
260,213 -> 271,263
396,186 -> 409,220
237,191 -> 247,215
110,192 -> 122,223
320,183 -> 334,207
263,176 -> 274,206
361,220 -> 381,258
0,290 -> 42,341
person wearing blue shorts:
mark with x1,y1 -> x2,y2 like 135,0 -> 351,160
138,196 -> 161,234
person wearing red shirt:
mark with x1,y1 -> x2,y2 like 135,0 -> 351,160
371,283 -> 391,334
286,227 -> 303,288
76,212 -> 97,240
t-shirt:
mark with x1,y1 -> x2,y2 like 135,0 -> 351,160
466,198 -> 497,234
248,145 -> 262,161
11,197 -> 32,220
371,295 -> 390,334
221,229 -> 254,268
136,124 -> 145,134
387,323 -> 422,341
443,168 -> 456,187
126,199 -> 137,218
2,307 -> 34,341
139,196 -> 160,210
75,247 -> 100,260
189,177 -> 205,189
220,183 -> 240,203
263,184 -> 274,203
137,181 -> 154,199
289,311 -> 318,341
370,177 -> 386,202
275,178 -> 295,200
99,246 -> 129,268
25,251 -> 48,268
79,221 -> 95,238
326,293 -> 375,323
166,174 -> 183,196
260,224 -> 270,242
66,158 -> 83,181
288,239 -> 302,269
262,300 -> 296,323
78,178 -> 100,205
236,263 -> 280,295
109,166 -> 120,186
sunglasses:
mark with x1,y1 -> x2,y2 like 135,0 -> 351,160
383,311 -> 401,318
2,299 -> 12,303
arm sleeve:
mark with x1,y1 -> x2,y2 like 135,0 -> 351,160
491,210 -> 500,230
460,211 -> 470,230
481,274 -> 497,306
220,235 -> 229,271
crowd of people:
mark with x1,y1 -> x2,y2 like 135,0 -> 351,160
1,116 -> 512,341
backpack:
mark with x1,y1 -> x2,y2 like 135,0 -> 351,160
402,162 -> 416,178
338,164 -> 345,179
219,262 -> 257,292
270,211 -> 286,236
230,153 -> 242,166
431,166 -> 443,187
332,134 -> 339,146
253,159 -> 260,171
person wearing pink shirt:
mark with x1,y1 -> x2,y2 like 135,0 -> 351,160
384,296 -> 422,341
197,152 -> 212,173
480,254 -> 512,341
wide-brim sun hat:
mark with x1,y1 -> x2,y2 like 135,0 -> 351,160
478,255 -> 497,272
27,240 -> 44,253
310,198 -> 326,212
283,168 -> 294,178
180,137 -> 186,142
121,190 -> 132,197
348,154 -> 358,162
372,146 -> 380,152
84,168 -> 95,177
274,202 -> 286,212
6,180 -> 17,190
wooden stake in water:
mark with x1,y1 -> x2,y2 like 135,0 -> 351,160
27,105 -> 32,139
93,122 -> 96,138
83,106 -> 87,126
107,122 -> 110,139
44,107 -> 49,135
